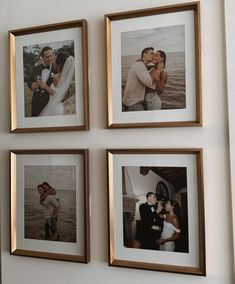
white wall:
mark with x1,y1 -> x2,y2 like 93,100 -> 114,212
125,167 -> 174,198
0,0 -> 233,283
225,0 -> 235,275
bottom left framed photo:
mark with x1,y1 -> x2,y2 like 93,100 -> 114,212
10,149 -> 90,263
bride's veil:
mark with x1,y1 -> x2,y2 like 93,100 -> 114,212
39,55 -> 75,116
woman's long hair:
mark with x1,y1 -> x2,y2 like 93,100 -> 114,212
56,51 -> 69,71
168,199 -> 181,219
157,50 -> 166,67
42,181 -> 51,188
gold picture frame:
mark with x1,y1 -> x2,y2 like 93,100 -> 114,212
107,148 -> 205,275
105,2 -> 201,128
9,20 -> 89,132
10,149 -> 90,263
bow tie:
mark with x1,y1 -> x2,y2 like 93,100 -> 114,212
43,64 -> 50,70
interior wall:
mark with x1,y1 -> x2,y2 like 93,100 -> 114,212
225,0 -> 235,271
0,0 -> 233,283
125,167 -> 174,198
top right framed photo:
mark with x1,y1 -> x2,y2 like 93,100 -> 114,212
105,2 -> 201,128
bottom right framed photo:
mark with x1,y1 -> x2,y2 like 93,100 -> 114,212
107,149 -> 205,275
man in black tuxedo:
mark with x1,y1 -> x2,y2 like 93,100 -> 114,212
27,46 -> 56,116
139,192 -> 163,250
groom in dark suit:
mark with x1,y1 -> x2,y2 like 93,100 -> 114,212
27,46 -> 56,116
139,192 -> 163,250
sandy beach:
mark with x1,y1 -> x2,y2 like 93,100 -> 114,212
24,188 -> 77,243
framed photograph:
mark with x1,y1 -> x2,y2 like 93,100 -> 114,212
107,149 -> 205,275
9,20 -> 89,132
10,149 -> 90,263
105,2 -> 201,128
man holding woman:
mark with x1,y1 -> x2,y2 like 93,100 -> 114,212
122,47 -> 167,111
37,182 -> 60,241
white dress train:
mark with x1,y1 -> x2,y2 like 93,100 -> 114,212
39,56 -> 75,116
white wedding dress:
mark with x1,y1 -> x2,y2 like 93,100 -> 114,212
39,56 -> 75,116
159,220 -> 181,252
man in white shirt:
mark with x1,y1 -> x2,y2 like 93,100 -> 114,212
122,47 -> 156,111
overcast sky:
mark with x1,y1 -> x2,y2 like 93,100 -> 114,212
24,39 -> 74,53
121,25 -> 185,56
24,165 -> 76,190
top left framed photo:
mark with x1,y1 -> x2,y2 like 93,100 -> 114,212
9,19 -> 89,133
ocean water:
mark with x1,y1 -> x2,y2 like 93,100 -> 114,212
121,52 -> 186,109
24,188 -> 77,243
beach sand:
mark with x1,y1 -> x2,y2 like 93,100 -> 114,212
24,189 -> 77,243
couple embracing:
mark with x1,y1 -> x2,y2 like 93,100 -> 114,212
122,47 -> 167,111
27,46 -> 75,117
37,182 -> 61,241
139,192 -> 181,252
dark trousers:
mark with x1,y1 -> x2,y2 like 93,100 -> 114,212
140,226 -> 161,250
44,216 -> 57,240
31,91 -> 49,116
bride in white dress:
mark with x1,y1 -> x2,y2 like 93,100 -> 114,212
39,52 -> 75,116
157,200 -> 181,252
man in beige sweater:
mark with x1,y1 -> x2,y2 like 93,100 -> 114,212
122,47 -> 156,111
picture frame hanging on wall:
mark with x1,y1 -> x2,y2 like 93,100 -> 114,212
107,148 -> 206,275
9,20 -> 89,133
10,149 -> 90,263
105,2 -> 201,128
